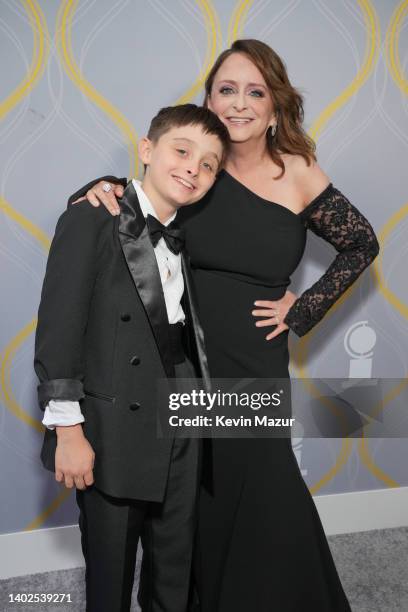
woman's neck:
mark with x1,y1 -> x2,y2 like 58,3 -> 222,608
226,140 -> 273,176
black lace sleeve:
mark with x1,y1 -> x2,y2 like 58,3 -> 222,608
283,183 -> 379,337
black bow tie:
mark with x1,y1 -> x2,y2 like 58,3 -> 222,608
146,214 -> 185,255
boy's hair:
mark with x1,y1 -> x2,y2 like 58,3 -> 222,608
147,103 -> 230,170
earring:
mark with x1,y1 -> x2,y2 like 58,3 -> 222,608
270,123 -> 277,137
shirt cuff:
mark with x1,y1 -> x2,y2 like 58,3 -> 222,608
42,400 -> 85,430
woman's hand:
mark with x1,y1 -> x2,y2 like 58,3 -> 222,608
73,181 -> 124,216
252,290 -> 297,340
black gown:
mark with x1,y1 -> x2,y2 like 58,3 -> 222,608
178,170 -> 379,612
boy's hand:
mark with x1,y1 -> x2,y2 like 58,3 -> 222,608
55,425 -> 95,490
252,290 -> 298,340
72,181 -> 123,215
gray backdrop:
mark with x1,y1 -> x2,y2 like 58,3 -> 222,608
1,0 -> 407,535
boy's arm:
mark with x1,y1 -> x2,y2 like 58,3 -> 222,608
35,203 -> 107,409
42,400 -> 84,430
35,203 -> 108,487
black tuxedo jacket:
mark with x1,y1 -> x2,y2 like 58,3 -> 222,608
35,181 -> 209,501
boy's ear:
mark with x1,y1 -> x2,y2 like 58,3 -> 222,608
138,137 -> 153,165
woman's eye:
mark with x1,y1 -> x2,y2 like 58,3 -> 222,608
249,90 -> 264,98
219,86 -> 234,95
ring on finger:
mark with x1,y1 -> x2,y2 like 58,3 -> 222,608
102,183 -> 112,193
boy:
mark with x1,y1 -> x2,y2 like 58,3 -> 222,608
34,104 -> 229,612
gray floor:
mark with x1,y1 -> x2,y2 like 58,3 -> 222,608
1,527 -> 407,611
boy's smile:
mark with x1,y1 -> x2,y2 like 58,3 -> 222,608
172,176 -> 195,191
139,125 -> 224,223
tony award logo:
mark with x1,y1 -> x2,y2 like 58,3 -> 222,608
344,321 -> 377,379
338,320 -> 382,434
296,320 -> 381,440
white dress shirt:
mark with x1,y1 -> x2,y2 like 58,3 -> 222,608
42,179 -> 185,430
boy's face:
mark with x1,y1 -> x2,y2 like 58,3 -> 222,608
139,124 -> 224,208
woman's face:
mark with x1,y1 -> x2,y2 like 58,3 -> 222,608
207,53 -> 276,145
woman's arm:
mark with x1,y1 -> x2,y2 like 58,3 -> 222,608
283,184 -> 379,337
68,175 -> 127,214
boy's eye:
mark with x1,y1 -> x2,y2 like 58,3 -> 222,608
176,148 -> 188,156
202,161 -> 214,172
219,86 -> 234,95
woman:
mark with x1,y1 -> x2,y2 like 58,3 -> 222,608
70,40 -> 378,611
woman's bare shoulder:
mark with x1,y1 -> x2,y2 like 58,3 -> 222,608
287,154 -> 332,207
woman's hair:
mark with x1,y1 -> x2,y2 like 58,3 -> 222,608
204,39 -> 316,179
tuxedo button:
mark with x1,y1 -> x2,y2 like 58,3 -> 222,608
130,356 -> 140,366
121,313 -> 131,322
129,402 -> 140,411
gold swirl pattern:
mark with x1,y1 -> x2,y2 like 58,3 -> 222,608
355,0 -> 408,488
385,0 -> 408,95
0,2 -> 405,532
0,0 -> 51,432
309,0 -> 381,141
25,487 -> 72,531
372,205 -> 408,325
0,318 -> 42,433
359,203 -> 408,487
175,0 -> 221,104
227,0 -> 255,46
0,4 -> 60,527
0,197 -> 51,253
56,0 -> 139,178
0,0 -> 49,121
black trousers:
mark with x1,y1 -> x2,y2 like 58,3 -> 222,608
76,358 -> 201,612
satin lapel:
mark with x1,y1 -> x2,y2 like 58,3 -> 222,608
118,181 -> 175,378
181,251 -> 211,392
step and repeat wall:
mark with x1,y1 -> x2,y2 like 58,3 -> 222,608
0,0 -> 407,535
